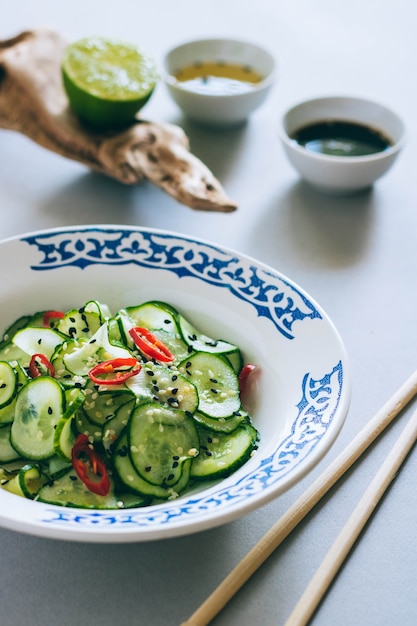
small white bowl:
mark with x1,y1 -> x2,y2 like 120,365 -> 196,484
163,37 -> 277,128
278,96 -> 406,194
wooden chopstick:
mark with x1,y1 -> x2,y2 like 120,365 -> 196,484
284,405 -> 417,626
180,369 -> 417,626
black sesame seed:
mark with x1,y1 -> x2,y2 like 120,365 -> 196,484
69,475 -> 78,481
173,455 -> 180,460
146,370 -> 155,377
187,345 -> 193,353
167,473 -> 175,481
172,461 -> 179,468
70,317 -> 76,322
210,378 -> 218,384
186,361 -> 192,368
37,338 -> 42,345
145,466 -> 152,472
211,388 -> 218,394
47,406 -> 53,415
171,375 -> 178,381
171,388 -> 178,395
0,383 -> 6,389
205,450 -> 212,457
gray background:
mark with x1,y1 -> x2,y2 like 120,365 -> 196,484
0,2 -> 416,625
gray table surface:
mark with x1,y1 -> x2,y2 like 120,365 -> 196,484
1,2 -> 416,625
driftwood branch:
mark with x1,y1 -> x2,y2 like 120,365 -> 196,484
0,29 -> 237,212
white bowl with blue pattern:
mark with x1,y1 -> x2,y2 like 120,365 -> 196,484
0,225 -> 351,542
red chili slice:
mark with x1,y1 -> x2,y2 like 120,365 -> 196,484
29,353 -> 55,378
88,357 -> 141,385
71,434 -> 110,496
129,327 -> 174,363
238,364 -> 257,395
43,310 -> 65,327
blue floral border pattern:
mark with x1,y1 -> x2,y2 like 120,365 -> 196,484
23,227 -> 321,340
40,361 -> 344,529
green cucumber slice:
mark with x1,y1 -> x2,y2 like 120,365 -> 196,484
0,424 -> 21,462
18,463 -> 49,498
37,469 -> 146,509
56,307 -> 102,339
128,402 -> 199,487
11,376 -> 66,460
178,314 -> 239,357
82,378 -> 134,426
191,423 -> 259,480
12,326 -> 64,360
113,432 -> 171,499
192,409 -> 249,433
0,361 -> 18,409
124,301 -> 180,333
63,322 -> 132,376
127,363 -> 198,414
179,351 -> 241,419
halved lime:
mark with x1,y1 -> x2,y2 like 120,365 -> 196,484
61,36 -> 159,128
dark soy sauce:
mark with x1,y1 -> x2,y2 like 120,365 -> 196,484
291,120 -> 392,157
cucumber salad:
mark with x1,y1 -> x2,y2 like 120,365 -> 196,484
0,300 -> 259,509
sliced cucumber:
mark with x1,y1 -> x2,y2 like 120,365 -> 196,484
74,407 -> 103,443
113,432 -> 170,499
119,305 -> 189,362
0,361 -> 18,409
47,454 -> 72,479
12,326 -> 65,360
63,322 -> 133,376
51,337 -> 88,386
11,376 -> 66,460
178,314 -> 239,358
53,415 -> 76,461
127,363 -> 198,414
128,402 -> 199,487
37,469 -> 146,509
83,378 -> 134,426
0,424 -> 21,463
124,301 -> 180,333
191,423 -> 259,480
0,341 -> 30,367
18,463 -> 50,498
56,307 -> 102,340
179,351 -> 241,419
192,409 -> 249,433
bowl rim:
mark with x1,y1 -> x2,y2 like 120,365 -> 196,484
278,94 -> 407,163
163,36 -> 278,97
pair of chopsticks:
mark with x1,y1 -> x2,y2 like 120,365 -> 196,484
181,369 -> 417,626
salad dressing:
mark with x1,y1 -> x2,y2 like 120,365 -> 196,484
173,61 -> 263,96
291,120 -> 392,157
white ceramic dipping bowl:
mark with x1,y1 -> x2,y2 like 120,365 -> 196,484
163,38 -> 277,128
278,96 -> 406,194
